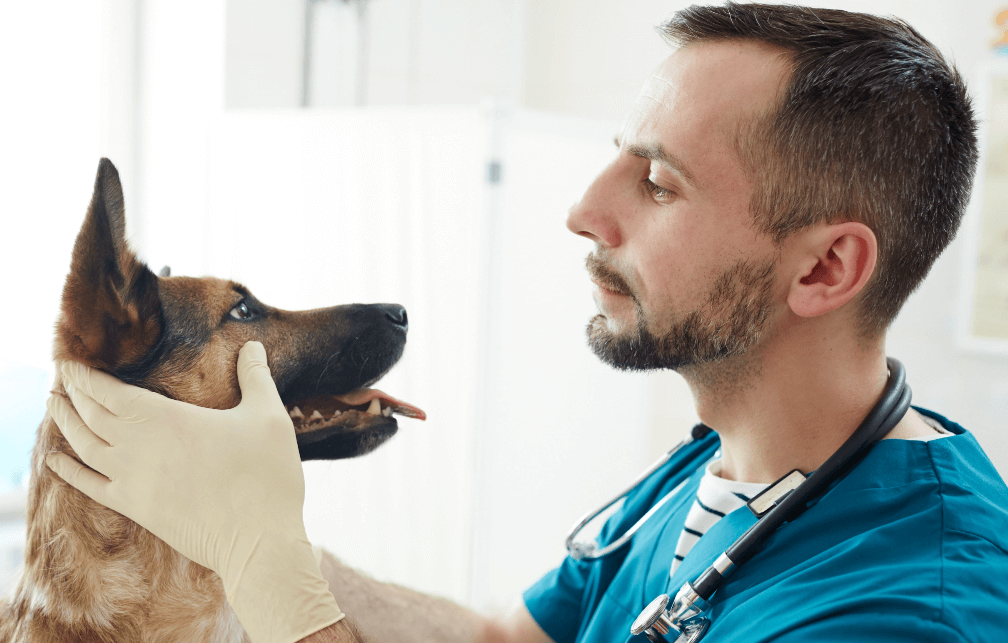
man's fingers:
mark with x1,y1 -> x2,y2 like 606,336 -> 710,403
64,381 -> 122,446
236,341 -> 285,412
61,361 -> 155,417
46,394 -> 113,476
44,451 -> 113,508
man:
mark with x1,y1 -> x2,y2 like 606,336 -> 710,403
45,3 -> 1008,642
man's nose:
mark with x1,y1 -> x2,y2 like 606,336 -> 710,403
566,164 -> 624,248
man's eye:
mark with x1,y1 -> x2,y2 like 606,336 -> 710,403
643,177 -> 674,201
229,302 -> 253,320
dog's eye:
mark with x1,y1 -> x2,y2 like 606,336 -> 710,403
229,302 -> 253,320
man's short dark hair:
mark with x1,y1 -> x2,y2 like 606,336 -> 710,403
660,2 -> 978,337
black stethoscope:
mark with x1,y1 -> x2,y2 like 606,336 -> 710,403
565,357 -> 912,643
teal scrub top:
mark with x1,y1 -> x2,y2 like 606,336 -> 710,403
523,408 -> 1008,642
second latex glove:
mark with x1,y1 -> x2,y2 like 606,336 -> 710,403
44,341 -> 344,643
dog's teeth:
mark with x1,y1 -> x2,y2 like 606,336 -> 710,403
310,410 -> 324,421
289,407 -> 304,420
366,398 -> 381,416
331,410 -> 342,418
382,406 -> 392,417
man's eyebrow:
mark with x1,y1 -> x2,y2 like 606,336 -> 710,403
614,135 -> 700,190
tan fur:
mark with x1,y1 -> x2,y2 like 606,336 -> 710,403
0,367 -> 252,642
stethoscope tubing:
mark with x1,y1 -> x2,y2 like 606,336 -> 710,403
565,423 -> 715,561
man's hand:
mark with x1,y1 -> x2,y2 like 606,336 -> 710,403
45,341 -> 344,643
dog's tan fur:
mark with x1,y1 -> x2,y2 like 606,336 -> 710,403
0,160 -> 406,642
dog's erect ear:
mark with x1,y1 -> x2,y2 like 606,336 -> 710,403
56,158 -> 162,371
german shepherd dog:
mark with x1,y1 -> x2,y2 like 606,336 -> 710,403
0,159 -> 424,642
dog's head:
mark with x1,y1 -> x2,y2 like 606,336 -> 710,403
54,158 -> 424,460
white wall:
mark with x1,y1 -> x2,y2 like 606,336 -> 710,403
224,0 -> 305,108
523,0 -> 679,122
523,0 -> 1007,120
135,0 -> 227,271
0,1 -> 105,372
225,0 -> 527,109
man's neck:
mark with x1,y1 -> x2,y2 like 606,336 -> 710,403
681,316 -> 889,484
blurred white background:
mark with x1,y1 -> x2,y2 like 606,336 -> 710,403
1,0 -> 1006,615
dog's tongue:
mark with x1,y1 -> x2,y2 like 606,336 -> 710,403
335,388 -> 427,420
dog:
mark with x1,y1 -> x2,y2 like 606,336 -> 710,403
0,158 -> 424,642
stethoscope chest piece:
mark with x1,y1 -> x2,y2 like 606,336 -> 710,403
631,585 -> 710,642
631,594 -> 673,641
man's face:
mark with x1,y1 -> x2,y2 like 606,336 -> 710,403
567,40 -> 790,371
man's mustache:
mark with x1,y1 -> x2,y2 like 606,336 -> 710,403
585,253 -> 635,299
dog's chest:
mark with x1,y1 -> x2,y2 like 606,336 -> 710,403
122,554 -> 252,643
3,553 -> 250,643
1,589 -> 249,643
1,604 -> 248,643
142,593 -> 250,643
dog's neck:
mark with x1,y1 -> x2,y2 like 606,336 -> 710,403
0,389 -> 248,643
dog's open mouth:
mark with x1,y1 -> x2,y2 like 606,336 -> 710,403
286,388 -> 426,426
287,388 -> 426,460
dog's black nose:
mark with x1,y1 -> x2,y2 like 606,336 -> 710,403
381,304 -> 408,331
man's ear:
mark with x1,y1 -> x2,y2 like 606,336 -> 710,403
55,158 -> 163,370
786,221 -> 877,319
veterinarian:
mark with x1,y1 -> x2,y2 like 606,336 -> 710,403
45,3 -> 1008,643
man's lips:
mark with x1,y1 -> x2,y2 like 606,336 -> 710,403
585,252 -> 635,298
591,278 -> 631,298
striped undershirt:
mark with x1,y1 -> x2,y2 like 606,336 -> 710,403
669,459 -> 768,578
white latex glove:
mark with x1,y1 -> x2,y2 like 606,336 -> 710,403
45,341 -> 344,643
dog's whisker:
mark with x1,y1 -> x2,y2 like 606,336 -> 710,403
314,352 -> 339,393
357,355 -> 370,380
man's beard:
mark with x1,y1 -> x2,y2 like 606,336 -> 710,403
586,255 -> 776,372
